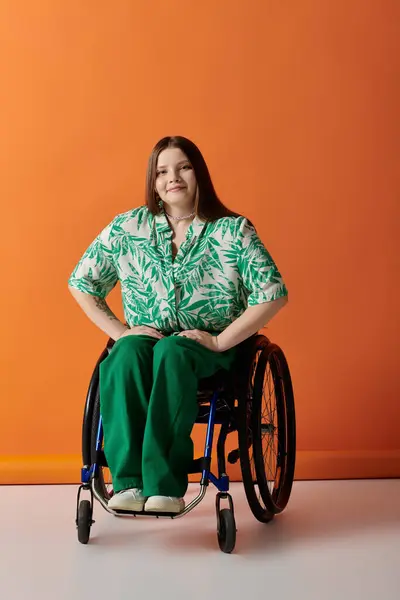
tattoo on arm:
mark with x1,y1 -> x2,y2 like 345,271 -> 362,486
94,296 -> 120,322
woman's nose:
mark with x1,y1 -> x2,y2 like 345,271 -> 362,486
168,169 -> 180,183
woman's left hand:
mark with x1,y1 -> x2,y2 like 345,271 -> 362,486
177,329 -> 221,352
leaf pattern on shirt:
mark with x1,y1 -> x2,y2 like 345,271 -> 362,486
68,205 -> 288,333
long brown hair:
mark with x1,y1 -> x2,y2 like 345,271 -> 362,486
145,136 -> 244,222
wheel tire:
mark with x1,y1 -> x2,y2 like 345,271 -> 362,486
77,500 -> 92,544
238,336 -> 275,523
217,509 -> 236,554
252,344 -> 296,514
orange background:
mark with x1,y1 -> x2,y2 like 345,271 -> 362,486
1,1 -> 399,484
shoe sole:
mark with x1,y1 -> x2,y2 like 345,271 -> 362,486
144,503 -> 184,514
108,501 -> 145,512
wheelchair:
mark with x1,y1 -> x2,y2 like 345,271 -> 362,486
76,331 -> 296,553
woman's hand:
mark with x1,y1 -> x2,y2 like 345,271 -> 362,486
117,326 -> 165,341
177,329 -> 221,352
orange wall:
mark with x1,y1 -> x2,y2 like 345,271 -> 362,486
1,1 -> 399,483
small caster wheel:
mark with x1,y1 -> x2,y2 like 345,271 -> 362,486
217,508 -> 236,554
77,500 -> 93,544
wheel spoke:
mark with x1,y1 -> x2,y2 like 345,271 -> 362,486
247,421 -> 267,509
258,362 -> 281,496
263,448 -> 277,481
263,435 -> 278,465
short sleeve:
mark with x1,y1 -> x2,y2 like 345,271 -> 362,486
68,219 -> 119,299
235,217 -> 288,306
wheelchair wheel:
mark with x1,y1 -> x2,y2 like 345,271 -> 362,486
217,509 -> 236,554
238,336 -> 296,521
77,500 -> 92,544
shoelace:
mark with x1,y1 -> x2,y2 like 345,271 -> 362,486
118,488 -> 142,496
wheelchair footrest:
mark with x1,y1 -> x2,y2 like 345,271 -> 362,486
113,508 -> 177,518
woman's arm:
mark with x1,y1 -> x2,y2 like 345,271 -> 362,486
68,286 -> 129,341
216,296 -> 288,352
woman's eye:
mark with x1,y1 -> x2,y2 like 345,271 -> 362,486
157,165 -> 191,176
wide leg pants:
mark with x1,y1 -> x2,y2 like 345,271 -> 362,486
99,334 -> 237,498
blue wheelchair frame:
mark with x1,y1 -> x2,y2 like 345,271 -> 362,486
79,388 -> 233,520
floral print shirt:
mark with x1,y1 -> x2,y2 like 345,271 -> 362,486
68,205 -> 288,335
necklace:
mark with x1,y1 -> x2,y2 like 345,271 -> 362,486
165,210 -> 195,221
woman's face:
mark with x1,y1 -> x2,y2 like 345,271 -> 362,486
155,147 -> 197,208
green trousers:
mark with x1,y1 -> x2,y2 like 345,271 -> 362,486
99,334 -> 237,497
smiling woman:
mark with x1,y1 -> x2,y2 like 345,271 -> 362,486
146,136 -> 246,265
68,135 -> 289,514
155,153 -> 195,207
154,147 -> 199,258
146,136 -> 243,222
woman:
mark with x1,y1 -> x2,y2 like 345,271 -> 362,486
68,136 -> 288,514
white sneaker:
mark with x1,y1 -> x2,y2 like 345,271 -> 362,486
145,496 -> 185,514
108,488 -> 147,511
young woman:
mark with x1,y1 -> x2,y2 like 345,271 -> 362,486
68,136 -> 288,514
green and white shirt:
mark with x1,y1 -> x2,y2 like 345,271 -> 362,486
68,205 -> 288,335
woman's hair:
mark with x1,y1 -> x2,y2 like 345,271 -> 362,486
145,136 -> 244,222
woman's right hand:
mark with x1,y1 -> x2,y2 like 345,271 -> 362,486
117,326 -> 165,341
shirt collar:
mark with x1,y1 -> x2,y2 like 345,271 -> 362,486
152,201 -> 207,238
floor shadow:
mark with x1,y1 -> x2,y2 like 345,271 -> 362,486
236,479 -> 400,555
71,481 -> 400,554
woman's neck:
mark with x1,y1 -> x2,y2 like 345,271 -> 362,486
164,204 -> 195,230
167,214 -> 195,234
163,202 -> 195,219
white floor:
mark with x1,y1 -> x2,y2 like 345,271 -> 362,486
0,480 -> 399,600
